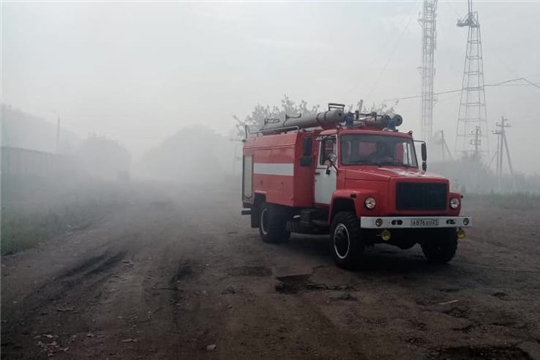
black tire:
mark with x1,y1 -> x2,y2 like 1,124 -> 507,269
330,212 -> 364,270
258,202 -> 290,244
421,229 -> 458,264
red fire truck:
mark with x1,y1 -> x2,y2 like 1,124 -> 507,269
241,103 -> 471,269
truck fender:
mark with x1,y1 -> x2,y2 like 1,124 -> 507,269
251,192 -> 267,228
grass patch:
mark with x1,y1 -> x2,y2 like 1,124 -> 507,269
1,212 -> 64,255
1,203 -> 109,255
466,192 -> 540,209
1,174 -> 131,256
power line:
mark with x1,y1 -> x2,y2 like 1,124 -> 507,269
496,83 -> 540,87
434,92 -> 461,104
383,76 -> 540,103
501,113 -> 540,124
366,0 -> 421,101
386,88 -> 461,102
483,46 -> 540,92
444,1 -> 461,18
490,77 -> 540,90
520,77 -> 540,90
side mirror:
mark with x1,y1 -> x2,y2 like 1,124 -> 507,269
413,140 -> 428,171
421,142 -> 427,171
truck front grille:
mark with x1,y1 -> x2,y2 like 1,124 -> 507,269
396,182 -> 447,211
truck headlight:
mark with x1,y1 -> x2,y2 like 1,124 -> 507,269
364,197 -> 376,210
450,197 -> 460,209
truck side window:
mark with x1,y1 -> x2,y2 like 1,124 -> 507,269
300,137 -> 313,167
320,138 -> 336,165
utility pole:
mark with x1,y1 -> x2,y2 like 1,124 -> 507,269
438,130 -> 453,161
492,126 -> 502,177
56,114 -> 61,154
441,130 -> 445,161
493,116 -> 514,190
500,117 -> 514,189
470,126 -> 481,160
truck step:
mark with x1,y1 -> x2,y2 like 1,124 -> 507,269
286,219 -> 329,235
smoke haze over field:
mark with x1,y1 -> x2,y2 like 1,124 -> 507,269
5,3 -> 540,357
2,1 -> 540,174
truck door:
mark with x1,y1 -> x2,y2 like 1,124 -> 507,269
314,136 -> 337,205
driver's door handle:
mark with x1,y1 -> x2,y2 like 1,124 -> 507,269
314,171 -> 321,175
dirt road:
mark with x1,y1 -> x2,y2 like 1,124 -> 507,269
2,182 -> 540,359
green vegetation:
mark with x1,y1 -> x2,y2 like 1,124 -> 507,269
3,209 -> 78,255
430,156 -> 540,195
466,192 -> 540,209
1,200 -> 121,255
1,174 -> 129,255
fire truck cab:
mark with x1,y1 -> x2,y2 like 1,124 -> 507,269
241,103 -> 471,270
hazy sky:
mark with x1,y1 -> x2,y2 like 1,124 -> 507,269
3,1 -> 540,174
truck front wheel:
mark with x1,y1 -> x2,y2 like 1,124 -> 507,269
421,229 -> 458,264
259,202 -> 289,243
331,212 -> 364,270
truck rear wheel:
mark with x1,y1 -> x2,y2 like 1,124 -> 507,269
331,212 -> 364,270
421,229 -> 458,264
259,202 -> 289,243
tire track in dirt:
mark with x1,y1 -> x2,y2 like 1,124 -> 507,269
2,249 -> 128,359
57,204 -> 202,359
178,196 -> 370,359
4,184 -> 540,359
1,191 -> 188,359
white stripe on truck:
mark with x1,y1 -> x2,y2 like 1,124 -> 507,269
254,163 -> 294,176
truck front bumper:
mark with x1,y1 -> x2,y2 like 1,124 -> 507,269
360,216 -> 472,229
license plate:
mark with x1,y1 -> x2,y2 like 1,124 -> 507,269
411,218 -> 439,227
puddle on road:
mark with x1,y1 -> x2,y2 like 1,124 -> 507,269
443,306 -> 470,319
429,345 -> 531,360
227,266 -> 272,277
275,274 -> 354,295
170,259 -> 194,284
60,251 -> 127,279
275,274 -> 311,294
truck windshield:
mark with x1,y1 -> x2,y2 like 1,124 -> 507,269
340,134 -> 418,168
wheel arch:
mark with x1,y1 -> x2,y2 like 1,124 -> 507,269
329,197 -> 357,223
251,192 -> 267,228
